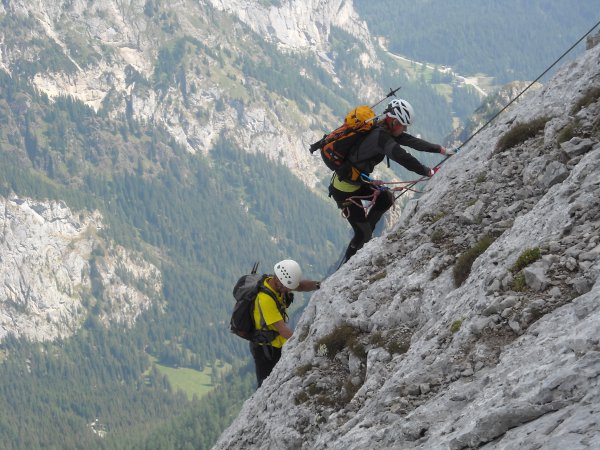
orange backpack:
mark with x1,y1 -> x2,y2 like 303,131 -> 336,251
309,105 -> 378,181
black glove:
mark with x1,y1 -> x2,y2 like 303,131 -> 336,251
284,292 -> 294,307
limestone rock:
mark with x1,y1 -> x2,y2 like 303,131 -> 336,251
0,195 -> 161,341
214,38 -> 600,450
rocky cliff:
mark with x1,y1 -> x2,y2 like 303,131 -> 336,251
0,195 -> 161,341
205,0 -> 379,70
0,0 -> 387,188
214,37 -> 600,450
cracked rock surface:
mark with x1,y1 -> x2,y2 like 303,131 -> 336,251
0,195 -> 161,340
214,38 -> 600,450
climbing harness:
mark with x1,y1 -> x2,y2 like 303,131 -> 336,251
340,172 -> 428,218
340,186 -> 382,218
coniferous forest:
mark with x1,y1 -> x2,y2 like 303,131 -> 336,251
0,70 -> 346,449
353,0 -> 600,83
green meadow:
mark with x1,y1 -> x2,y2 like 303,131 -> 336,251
150,358 -> 231,400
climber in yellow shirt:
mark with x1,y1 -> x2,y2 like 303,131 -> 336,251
250,259 -> 321,388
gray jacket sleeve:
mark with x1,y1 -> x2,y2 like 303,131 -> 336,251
378,130 -> 432,177
394,133 -> 443,154
350,128 -> 438,177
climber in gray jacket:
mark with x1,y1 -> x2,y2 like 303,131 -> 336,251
329,98 -> 455,265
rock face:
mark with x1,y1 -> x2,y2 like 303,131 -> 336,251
213,36 -> 600,450
0,195 -> 161,341
0,0 -> 381,188
447,80 -> 543,148
205,0 -> 376,58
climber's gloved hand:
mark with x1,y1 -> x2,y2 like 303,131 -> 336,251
428,167 -> 440,177
440,147 -> 456,156
284,292 -> 294,307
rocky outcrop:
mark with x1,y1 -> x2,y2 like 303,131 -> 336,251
446,80 -> 543,148
204,0 -> 377,67
0,0 -> 384,189
214,32 -> 600,450
0,195 -> 161,341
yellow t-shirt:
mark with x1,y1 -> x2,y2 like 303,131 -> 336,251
253,277 -> 288,348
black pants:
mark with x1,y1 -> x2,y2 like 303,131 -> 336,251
250,343 -> 282,388
330,183 -> 394,264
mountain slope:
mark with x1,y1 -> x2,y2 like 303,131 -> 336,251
0,51 -> 348,450
214,35 -> 600,450
354,0 -> 600,83
0,0 -> 466,179
0,1 -> 462,447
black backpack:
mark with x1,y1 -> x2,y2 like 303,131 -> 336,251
230,263 -> 280,343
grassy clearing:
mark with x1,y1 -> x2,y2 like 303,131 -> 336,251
450,319 -> 463,333
433,83 -> 453,100
453,234 -> 497,287
149,357 -> 231,400
315,324 -> 365,359
496,116 -> 550,152
511,247 -> 541,273
571,87 -> 600,115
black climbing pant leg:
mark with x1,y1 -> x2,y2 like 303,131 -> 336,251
367,189 -> 394,230
250,343 -> 282,388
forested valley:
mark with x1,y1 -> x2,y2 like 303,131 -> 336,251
0,70 -> 345,449
354,0 -> 600,83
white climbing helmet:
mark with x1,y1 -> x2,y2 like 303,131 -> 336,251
386,98 -> 414,126
274,259 -> 302,289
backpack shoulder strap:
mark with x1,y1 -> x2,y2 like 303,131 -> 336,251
256,275 -> 277,300
255,276 -> 289,329
255,275 -> 278,329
